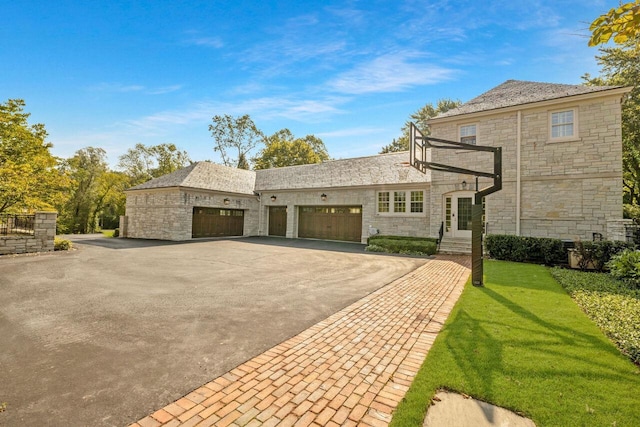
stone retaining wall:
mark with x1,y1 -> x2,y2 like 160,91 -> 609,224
0,212 -> 57,255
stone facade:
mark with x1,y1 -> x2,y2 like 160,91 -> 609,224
0,211 -> 57,255
123,188 -> 259,241
429,91 -> 625,241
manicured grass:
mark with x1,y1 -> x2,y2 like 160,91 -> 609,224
101,229 -> 115,238
391,260 -> 640,427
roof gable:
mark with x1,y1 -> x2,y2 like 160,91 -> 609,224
435,80 -> 624,119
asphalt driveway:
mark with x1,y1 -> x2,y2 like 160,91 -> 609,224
0,236 -> 429,427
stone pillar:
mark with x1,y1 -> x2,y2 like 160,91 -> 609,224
34,211 -> 57,252
607,219 -> 633,242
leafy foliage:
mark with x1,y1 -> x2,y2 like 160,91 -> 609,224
608,249 -> 640,287
380,99 -> 461,153
550,267 -> 640,364
252,129 -> 329,170
589,1 -> 640,47
117,143 -> 191,186
53,237 -> 72,251
485,234 -> 566,265
573,239 -> 634,271
0,99 -> 69,213
209,114 -> 263,169
366,235 -> 437,255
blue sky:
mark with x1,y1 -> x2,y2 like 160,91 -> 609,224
1,0 -> 612,167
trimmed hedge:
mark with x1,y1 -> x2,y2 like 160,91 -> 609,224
54,238 -> 72,251
366,235 -> 437,256
485,234 -> 566,265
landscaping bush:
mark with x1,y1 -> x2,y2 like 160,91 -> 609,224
608,249 -> 640,288
113,228 -> 119,238
550,267 -> 640,364
574,239 -> 634,272
54,238 -> 72,251
366,235 -> 437,256
485,234 -> 565,265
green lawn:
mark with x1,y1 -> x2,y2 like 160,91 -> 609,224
391,260 -> 640,427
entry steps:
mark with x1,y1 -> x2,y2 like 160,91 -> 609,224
438,237 -> 472,254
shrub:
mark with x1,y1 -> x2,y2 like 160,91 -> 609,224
608,249 -> 640,288
366,236 -> 437,256
485,234 -> 565,265
550,267 -> 640,364
54,238 -> 72,251
113,228 -> 119,238
574,240 -> 634,272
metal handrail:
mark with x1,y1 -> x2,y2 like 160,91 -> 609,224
437,222 -> 444,251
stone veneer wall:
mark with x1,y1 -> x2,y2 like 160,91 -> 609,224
260,186 -> 430,244
0,211 -> 57,255
429,94 -> 624,241
123,188 -> 260,241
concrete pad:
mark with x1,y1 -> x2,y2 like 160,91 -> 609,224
424,391 -> 537,427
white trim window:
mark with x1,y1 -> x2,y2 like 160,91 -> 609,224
459,124 -> 477,145
377,190 -> 425,215
549,109 -> 577,141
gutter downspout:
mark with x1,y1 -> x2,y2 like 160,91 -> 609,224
516,111 -> 522,236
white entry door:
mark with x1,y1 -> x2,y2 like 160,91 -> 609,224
444,192 -> 476,239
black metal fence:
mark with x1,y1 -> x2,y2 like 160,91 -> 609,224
0,214 -> 35,236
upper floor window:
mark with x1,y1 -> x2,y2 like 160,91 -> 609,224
459,124 -> 477,145
550,109 -> 577,141
377,190 -> 425,215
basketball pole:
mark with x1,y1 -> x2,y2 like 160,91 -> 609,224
409,123 -> 502,287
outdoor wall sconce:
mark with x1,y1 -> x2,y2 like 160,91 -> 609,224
270,195 -> 277,202
321,193 -> 327,201
223,198 -> 230,205
461,180 -> 467,189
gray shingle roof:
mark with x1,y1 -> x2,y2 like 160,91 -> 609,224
128,162 -> 257,195
434,80 -> 624,119
254,152 -> 429,191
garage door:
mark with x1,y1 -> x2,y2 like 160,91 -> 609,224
269,206 -> 287,237
192,207 -> 244,238
298,206 -> 362,242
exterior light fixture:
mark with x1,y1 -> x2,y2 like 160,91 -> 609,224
270,195 -> 277,202
223,198 -> 230,205
461,180 -> 467,189
321,193 -> 327,201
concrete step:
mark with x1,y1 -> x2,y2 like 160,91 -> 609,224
438,238 -> 472,254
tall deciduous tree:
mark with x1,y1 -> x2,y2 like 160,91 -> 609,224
118,143 -> 192,186
209,114 -> 263,169
0,99 -> 69,213
58,147 -> 109,233
252,129 -> 330,170
380,99 -> 461,153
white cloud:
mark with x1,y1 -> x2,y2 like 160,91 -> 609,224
317,127 -> 386,138
327,52 -> 457,94
188,36 -> 224,48
87,82 -> 183,95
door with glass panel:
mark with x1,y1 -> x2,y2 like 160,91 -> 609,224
443,192 -> 475,239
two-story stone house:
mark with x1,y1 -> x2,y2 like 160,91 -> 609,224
122,80 -> 630,249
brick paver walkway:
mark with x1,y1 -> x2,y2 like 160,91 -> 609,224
130,255 -> 471,427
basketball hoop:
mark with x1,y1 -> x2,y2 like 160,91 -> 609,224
409,123 -> 502,286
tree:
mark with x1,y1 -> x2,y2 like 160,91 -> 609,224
380,99 -> 461,153
252,129 -> 330,170
0,99 -> 69,214
57,147 -> 109,233
589,1 -> 640,47
118,143 -> 192,186
209,114 -> 263,169
583,43 -> 640,206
